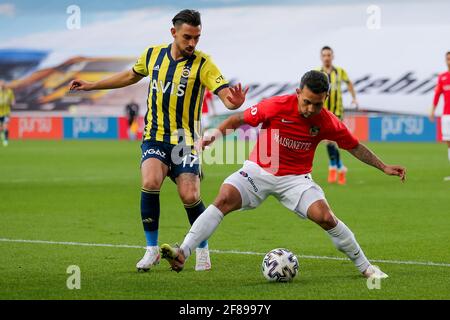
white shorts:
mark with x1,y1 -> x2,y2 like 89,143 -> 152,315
442,115 -> 450,141
223,160 -> 326,219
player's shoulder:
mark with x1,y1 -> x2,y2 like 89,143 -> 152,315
257,94 -> 297,116
333,65 -> 347,73
141,43 -> 169,53
438,71 -> 450,81
193,49 -> 215,64
319,108 -> 341,126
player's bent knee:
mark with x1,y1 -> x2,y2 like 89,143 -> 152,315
307,201 -> 337,230
213,185 -> 242,215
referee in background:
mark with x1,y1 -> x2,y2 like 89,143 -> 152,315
317,46 -> 359,185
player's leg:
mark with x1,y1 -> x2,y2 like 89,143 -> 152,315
0,119 -> 4,145
326,142 -> 338,183
447,141 -> 450,162
175,172 -> 211,271
303,194 -> 387,278
161,160 -> 269,272
3,117 -> 9,146
160,183 -> 242,272
136,142 -> 170,271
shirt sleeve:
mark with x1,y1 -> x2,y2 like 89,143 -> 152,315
341,68 -> 350,83
433,76 -> 443,107
132,47 -> 150,77
325,114 -> 359,150
243,99 -> 274,127
9,89 -> 15,103
200,58 -> 229,95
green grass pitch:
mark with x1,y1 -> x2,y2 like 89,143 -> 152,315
0,140 -> 449,300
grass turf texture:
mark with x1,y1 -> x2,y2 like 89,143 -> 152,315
0,140 -> 449,300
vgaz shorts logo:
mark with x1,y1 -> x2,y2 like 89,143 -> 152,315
239,171 -> 258,192
142,148 -> 166,159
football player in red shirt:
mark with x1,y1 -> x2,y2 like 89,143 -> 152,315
161,71 -> 406,279
429,51 -> 450,163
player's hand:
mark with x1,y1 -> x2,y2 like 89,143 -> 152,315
383,165 -> 406,182
69,79 -> 95,91
429,109 -> 435,122
351,99 -> 359,109
227,83 -> 249,108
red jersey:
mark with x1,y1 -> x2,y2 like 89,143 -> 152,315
243,94 -> 359,176
433,71 -> 450,115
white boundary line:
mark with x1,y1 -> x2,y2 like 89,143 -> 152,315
1,238 -> 450,268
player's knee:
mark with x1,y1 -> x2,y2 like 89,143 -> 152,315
319,211 -> 338,230
179,190 -> 200,205
213,189 -> 240,215
141,178 -> 161,191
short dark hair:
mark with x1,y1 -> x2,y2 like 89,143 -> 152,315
300,70 -> 330,94
172,9 -> 201,27
321,46 -> 333,53
446,51 -> 450,56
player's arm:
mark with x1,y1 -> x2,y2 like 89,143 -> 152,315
347,80 -> 358,108
69,69 -> 143,92
342,69 -> 358,108
217,84 -> 249,110
199,112 -> 245,149
429,77 -> 442,122
348,143 -> 406,181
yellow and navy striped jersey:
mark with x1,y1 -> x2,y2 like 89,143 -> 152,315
0,87 -> 14,117
133,43 -> 229,146
316,66 -> 350,119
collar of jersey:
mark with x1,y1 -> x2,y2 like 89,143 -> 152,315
167,43 -> 195,63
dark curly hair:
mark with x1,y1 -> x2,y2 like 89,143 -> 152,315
300,70 -> 330,94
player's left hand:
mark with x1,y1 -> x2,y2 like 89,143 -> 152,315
351,99 -> 359,109
227,83 -> 249,108
383,165 -> 406,182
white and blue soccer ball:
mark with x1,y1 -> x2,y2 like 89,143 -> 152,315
262,248 -> 299,282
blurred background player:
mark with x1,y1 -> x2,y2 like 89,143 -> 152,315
125,99 -> 140,140
0,80 -> 15,147
317,46 -> 358,185
201,89 -> 215,130
429,51 -> 450,168
69,9 -> 248,272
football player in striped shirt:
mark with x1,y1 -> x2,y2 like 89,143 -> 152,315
69,9 -> 248,272
317,46 -> 359,185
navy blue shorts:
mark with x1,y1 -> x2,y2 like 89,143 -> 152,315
141,140 -> 200,180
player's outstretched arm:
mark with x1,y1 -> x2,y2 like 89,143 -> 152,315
217,83 -> 249,110
348,143 -> 406,182
199,112 -> 245,150
69,69 -> 143,92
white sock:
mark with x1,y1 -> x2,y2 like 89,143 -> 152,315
327,220 -> 371,273
180,205 -> 224,259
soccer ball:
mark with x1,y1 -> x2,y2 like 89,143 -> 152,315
261,248 -> 299,282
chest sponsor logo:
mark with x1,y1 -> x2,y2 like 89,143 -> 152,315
281,119 -> 295,124
150,79 -> 186,97
274,133 -> 312,150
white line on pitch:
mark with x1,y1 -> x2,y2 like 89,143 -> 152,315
1,238 -> 450,268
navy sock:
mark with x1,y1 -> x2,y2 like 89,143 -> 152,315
4,129 -> 8,141
185,199 -> 208,249
141,188 -> 160,247
335,148 -> 343,169
327,143 -> 337,167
